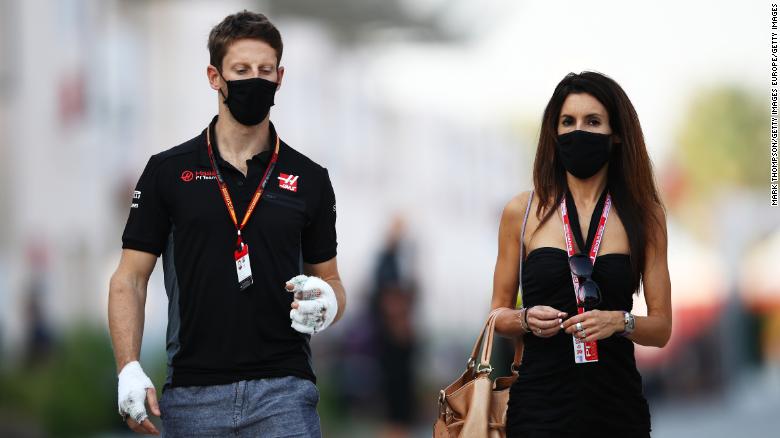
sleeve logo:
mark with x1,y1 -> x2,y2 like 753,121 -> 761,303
131,190 -> 141,209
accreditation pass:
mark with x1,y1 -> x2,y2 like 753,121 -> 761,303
234,243 -> 253,291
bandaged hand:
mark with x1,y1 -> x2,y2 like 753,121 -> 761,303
286,275 -> 338,335
117,361 -> 157,428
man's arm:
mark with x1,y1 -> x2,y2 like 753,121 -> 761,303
108,249 -> 157,371
292,169 -> 341,332
108,248 -> 161,435
303,256 -> 346,324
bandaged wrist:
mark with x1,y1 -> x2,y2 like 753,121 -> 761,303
117,361 -> 153,421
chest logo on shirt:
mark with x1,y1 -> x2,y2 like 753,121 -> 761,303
278,173 -> 299,192
180,170 -> 216,182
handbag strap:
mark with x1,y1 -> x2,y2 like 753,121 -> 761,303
468,309 -> 502,367
511,189 -> 534,370
478,309 -> 502,369
464,309 -> 501,373
517,189 -> 534,307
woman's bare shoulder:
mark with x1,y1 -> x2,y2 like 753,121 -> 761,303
502,190 -> 534,222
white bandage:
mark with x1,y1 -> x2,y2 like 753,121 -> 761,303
117,361 -> 154,423
288,275 -> 338,335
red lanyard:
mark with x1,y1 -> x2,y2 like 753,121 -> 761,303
560,191 -> 612,307
206,125 -> 280,247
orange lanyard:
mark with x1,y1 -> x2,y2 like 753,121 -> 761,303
205,125 -> 280,247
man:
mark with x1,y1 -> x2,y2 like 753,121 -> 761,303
108,11 -> 345,437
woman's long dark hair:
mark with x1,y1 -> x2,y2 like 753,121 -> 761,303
532,71 -> 664,293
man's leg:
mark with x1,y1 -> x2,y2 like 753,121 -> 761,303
239,376 -> 321,438
159,382 -> 241,437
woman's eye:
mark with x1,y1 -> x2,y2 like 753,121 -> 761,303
561,119 -> 571,126
588,119 -> 601,126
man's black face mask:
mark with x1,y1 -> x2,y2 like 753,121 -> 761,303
219,72 -> 277,126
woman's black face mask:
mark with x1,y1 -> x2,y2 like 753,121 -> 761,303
555,130 -> 614,179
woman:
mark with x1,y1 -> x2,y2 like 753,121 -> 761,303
491,71 -> 671,437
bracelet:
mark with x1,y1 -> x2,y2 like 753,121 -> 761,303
522,307 -> 531,333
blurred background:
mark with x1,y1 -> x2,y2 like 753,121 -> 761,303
0,0 -> 776,436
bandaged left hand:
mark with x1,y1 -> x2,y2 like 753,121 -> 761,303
286,275 -> 338,335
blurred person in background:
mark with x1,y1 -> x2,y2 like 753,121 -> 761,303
108,10 -> 345,437
22,242 -> 53,368
370,216 -> 418,438
490,72 -> 671,437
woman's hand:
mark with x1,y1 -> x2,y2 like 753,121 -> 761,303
525,306 -> 567,338
561,310 -> 623,342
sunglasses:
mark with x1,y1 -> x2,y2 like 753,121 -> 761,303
568,254 -> 601,310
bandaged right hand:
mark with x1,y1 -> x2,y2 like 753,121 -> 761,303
118,361 -> 160,434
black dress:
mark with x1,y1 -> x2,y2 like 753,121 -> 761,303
505,193 -> 651,438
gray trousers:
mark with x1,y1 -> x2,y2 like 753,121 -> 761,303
160,376 -> 321,437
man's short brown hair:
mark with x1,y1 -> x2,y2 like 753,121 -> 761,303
208,10 -> 283,71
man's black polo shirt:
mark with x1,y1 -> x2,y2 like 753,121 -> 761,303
122,116 -> 337,388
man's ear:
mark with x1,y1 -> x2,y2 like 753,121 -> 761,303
206,65 -> 223,91
276,66 -> 285,89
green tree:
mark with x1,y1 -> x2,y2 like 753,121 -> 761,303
675,87 -> 765,195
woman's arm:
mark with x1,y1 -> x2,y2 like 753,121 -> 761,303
492,191 -> 566,339
491,193 -> 527,338
621,205 -> 672,347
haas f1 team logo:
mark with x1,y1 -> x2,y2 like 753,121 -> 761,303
181,170 -> 216,182
278,173 -> 299,192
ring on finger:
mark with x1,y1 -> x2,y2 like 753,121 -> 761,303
575,322 -> 583,332
536,328 -> 542,335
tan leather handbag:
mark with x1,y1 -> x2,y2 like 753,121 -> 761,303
433,191 -> 533,438
433,309 -> 521,438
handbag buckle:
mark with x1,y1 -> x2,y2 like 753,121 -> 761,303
438,390 -> 447,416
475,363 -> 493,374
